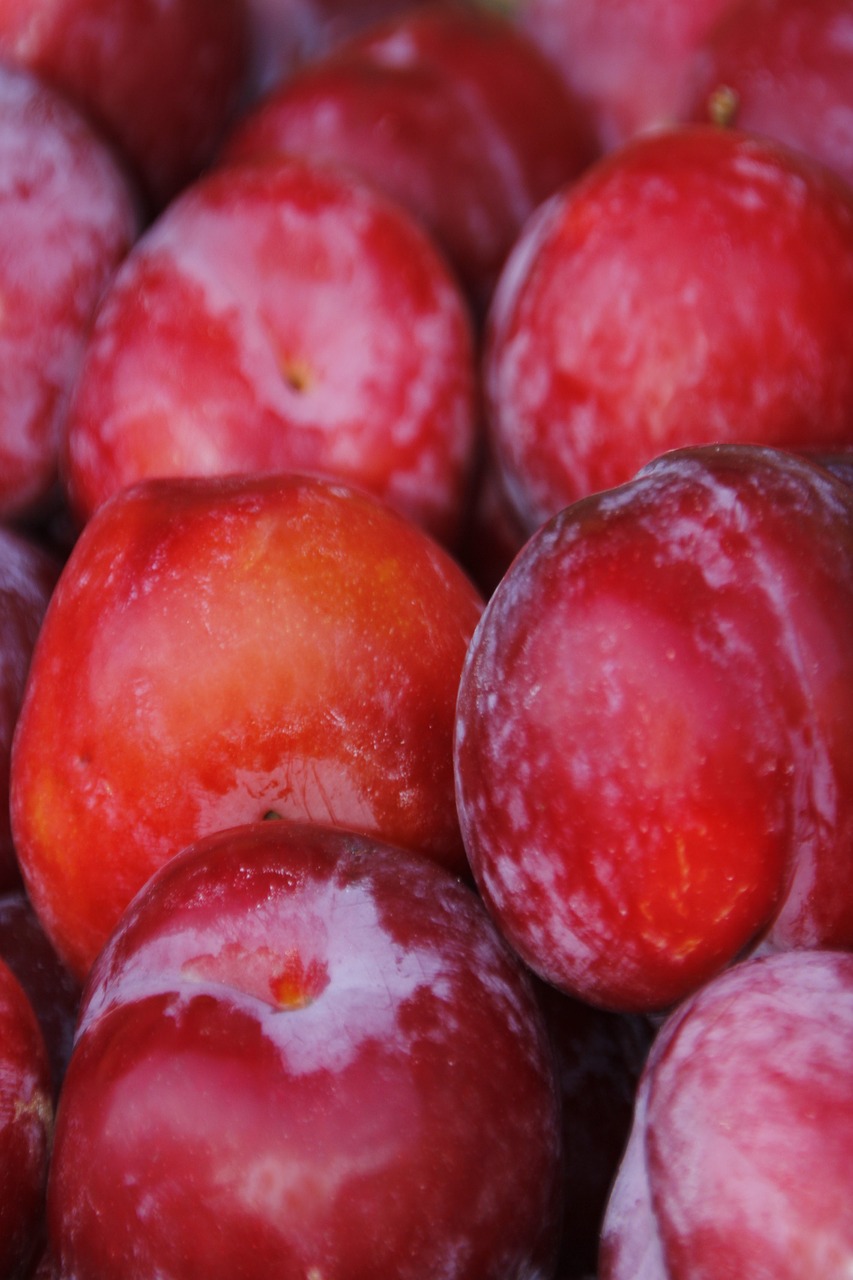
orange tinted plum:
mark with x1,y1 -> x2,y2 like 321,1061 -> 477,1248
11,472 -> 483,980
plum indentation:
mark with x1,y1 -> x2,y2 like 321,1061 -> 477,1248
182,942 -> 329,1010
270,949 -> 329,1010
280,356 -> 314,393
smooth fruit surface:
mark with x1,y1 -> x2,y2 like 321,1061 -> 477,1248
685,0 -> 853,190
242,0 -> 435,103
487,0 -> 735,151
11,472 -> 484,980
485,124 -> 853,533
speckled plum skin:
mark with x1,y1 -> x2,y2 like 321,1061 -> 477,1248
599,950 -> 853,1279
11,471 -> 484,981
48,821 -> 563,1280
0,956 -> 52,1280
62,152 -> 478,549
454,444 -> 853,1012
222,2 -> 597,313
484,124 -> 853,534
0,62 -> 139,523
0,0 -> 249,209
684,0 -> 853,191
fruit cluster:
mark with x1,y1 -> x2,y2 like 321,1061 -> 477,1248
1,1 -> 852,1278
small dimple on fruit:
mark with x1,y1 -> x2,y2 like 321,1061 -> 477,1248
270,949 -> 329,1010
181,942 -> 330,1010
280,355 -> 314,393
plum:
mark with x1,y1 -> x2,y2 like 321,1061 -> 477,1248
600,948 -> 853,1279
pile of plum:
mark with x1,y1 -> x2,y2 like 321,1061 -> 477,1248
1,1 -> 852,1277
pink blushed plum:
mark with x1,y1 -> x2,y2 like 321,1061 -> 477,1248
61,152 -> 478,550
47,821 -> 563,1280
454,444 -> 853,1012
484,124 -> 853,534
600,949 -> 853,1279
0,62 -> 139,523
11,471 -> 484,981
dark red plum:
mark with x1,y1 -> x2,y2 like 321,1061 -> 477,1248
222,2 -> 597,313
0,0 -> 248,208
0,527 -> 59,892
48,821 -> 563,1280
0,956 -> 52,1280
484,125 -> 853,534
455,444 -> 853,1011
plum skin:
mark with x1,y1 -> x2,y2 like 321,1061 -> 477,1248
454,443 -> 853,1012
599,949 -> 853,1279
47,821 -> 563,1280
11,471 -> 484,982
484,124 -> 853,534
